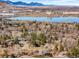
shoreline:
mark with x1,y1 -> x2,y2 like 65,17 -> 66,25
5,16 -> 79,24
16,14 -> 79,17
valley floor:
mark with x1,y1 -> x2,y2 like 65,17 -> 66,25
0,19 -> 79,58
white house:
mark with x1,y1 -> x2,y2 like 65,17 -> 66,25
0,13 -> 15,16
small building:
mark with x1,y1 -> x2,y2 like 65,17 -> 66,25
46,11 -> 52,15
0,13 -> 15,16
63,12 -> 79,14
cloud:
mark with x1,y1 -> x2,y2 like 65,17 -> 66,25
44,0 -> 79,6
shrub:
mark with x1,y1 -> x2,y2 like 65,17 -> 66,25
21,25 -> 28,38
58,43 -> 64,52
67,47 -> 79,58
75,24 -> 79,30
33,53 -> 52,58
0,35 -> 11,43
31,32 -> 46,47
77,39 -> 79,47
31,32 -> 38,47
38,33 -> 46,45
2,50 -> 8,58
21,31 -> 28,38
54,36 -> 58,41
12,37 -> 19,44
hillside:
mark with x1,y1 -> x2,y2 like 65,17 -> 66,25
0,2 -> 7,6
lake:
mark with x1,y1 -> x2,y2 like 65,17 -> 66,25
8,17 -> 79,23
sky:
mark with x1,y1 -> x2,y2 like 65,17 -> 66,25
9,0 -> 79,6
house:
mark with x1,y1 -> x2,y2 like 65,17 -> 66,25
0,13 -> 15,16
63,11 -> 79,14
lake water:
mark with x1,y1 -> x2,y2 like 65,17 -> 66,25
9,17 -> 79,23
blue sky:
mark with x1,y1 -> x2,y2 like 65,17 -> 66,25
9,0 -> 79,6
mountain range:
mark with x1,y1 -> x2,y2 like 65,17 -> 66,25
0,0 -> 45,6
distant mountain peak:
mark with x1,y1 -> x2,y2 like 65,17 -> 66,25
0,0 -> 45,6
